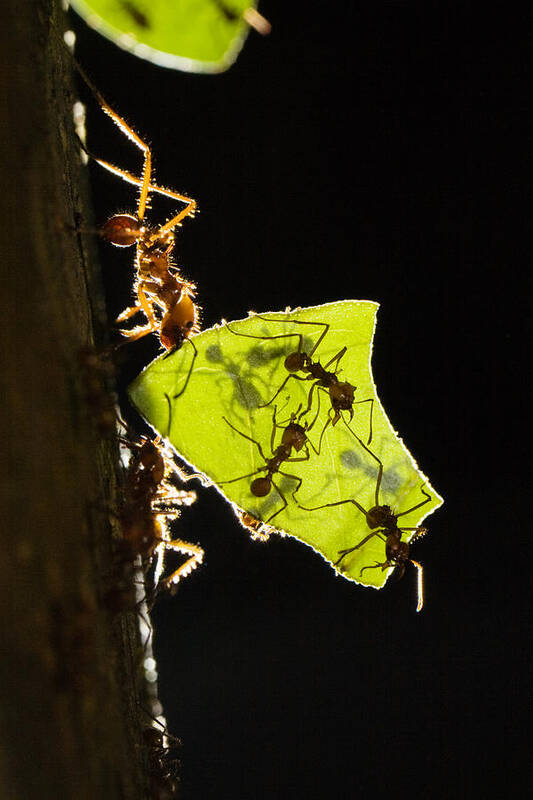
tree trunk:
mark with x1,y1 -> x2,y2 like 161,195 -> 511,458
0,2 -> 149,797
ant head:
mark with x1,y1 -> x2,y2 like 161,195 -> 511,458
330,381 -> 355,411
366,504 -> 396,529
100,214 -> 143,247
284,352 -> 306,372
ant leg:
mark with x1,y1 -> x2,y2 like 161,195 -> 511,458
162,540 -> 205,587
298,379 -> 320,421
336,531 -> 386,567
252,316 -> 330,361
323,346 -> 347,373
73,59 -> 153,221
359,560 -> 390,577
220,416 -> 268,465
352,398 -> 375,444
117,285 -> 158,330
341,417 -> 383,507
395,486 -> 432,519
226,324 -> 305,351
270,405 -> 280,454
83,153 -> 197,228
296,495 -> 367,518
172,338 -> 198,399
265,478 -> 289,523
260,373 -> 310,409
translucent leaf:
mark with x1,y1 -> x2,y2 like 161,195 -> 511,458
69,0 -> 269,73
128,301 -> 443,588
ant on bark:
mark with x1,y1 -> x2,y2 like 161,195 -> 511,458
219,404 -> 318,524
226,315 -> 374,446
143,716 -> 182,799
296,438 -> 431,611
72,59 -> 200,373
117,433 -> 203,592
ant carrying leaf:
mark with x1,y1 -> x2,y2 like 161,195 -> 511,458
128,301 -> 443,588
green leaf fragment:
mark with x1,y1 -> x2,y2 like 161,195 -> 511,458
69,0 -> 267,72
128,301 -> 443,589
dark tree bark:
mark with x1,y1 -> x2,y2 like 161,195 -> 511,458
0,2 -> 149,797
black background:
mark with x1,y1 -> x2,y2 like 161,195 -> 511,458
70,3 -> 530,798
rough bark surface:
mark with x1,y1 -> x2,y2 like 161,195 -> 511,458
0,2 -> 149,797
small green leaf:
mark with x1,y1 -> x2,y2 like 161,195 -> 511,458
70,0 -> 268,73
128,301 -> 443,588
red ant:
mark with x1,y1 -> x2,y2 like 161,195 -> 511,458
72,60 -> 200,377
296,437 -> 431,611
219,404 -> 318,524
117,434 -> 204,591
226,315 -> 374,445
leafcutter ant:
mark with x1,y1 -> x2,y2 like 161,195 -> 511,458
72,60 -> 201,364
219,404 -> 318,524
296,439 -> 431,611
143,715 -> 182,799
226,315 -> 374,446
118,434 -> 204,591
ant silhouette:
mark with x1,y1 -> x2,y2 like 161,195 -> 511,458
118,434 -> 203,592
143,715 -> 182,799
72,59 -> 200,376
219,404 -> 318,524
296,438 -> 431,611
226,315 -> 374,445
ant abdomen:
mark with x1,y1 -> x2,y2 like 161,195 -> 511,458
160,294 -> 198,350
100,213 -> 143,246
251,477 -> 271,497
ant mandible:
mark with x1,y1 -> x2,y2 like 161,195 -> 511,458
72,60 -> 200,361
226,315 -> 374,445
219,404 -> 318,524
296,436 -> 431,611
